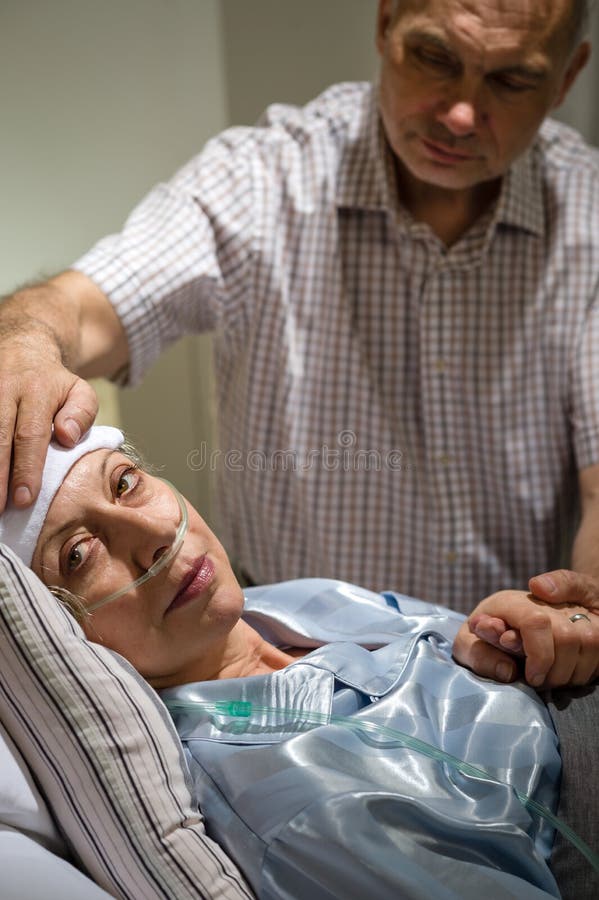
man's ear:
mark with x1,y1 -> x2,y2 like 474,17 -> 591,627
376,0 -> 395,55
553,41 -> 591,108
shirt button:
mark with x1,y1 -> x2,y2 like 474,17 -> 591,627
437,453 -> 453,466
445,551 -> 457,564
434,359 -> 447,373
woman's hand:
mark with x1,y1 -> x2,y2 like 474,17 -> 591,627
452,588 -> 599,689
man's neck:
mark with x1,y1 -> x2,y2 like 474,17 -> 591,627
396,165 -> 501,247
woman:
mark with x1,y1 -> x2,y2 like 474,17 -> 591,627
0,426 -> 596,899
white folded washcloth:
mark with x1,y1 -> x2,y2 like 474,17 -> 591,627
0,425 -> 124,566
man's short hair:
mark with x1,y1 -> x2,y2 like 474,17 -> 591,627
389,1 -> 593,50
569,0 -> 593,46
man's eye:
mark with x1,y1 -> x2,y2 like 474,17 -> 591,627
491,74 -> 533,93
415,47 -> 455,70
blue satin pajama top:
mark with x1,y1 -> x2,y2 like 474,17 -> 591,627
162,579 -> 562,899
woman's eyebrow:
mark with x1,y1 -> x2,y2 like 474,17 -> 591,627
100,448 -> 120,483
39,449 -> 123,571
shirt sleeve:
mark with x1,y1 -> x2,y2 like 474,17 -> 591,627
570,285 -> 599,471
72,129 -> 257,386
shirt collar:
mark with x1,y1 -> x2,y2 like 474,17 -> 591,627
492,142 -> 545,237
336,83 -> 545,239
335,83 -> 395,213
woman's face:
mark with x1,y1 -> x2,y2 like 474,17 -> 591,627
31,448 -> 244,687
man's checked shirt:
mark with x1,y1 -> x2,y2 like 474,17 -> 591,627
75,82 -> 599,611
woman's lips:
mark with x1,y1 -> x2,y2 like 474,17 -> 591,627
167,556 -> 216,613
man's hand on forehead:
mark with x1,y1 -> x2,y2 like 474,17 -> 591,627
0,327 -> 98,514
0,270 -> 122,514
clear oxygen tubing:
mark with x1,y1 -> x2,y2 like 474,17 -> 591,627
164,697 -> 599,875
85,479 -> 189,613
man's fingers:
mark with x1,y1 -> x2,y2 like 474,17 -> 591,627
461,588 -> 599,690
9,402 -> 58,509
529,569 -> 599,612
53,379 -> 99,447
541,613 -> 599,688
467,594 -> 556,686
514,610 -> 556,686
0,401 -> 18,514
8,376 -> 98,510
453,623 -> 519,683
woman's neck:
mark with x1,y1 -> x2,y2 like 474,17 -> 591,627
211,620 -> 298,679
151,620 -> 298,688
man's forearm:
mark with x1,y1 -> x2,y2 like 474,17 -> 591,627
571,476 -> 599,579
1,270 -> 128,380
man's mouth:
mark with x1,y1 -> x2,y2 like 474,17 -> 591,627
421,137 -> 478,163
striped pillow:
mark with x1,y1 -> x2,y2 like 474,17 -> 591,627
0,545 -> 253,900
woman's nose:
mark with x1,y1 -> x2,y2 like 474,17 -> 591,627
113,507 -> 179,573
151,543 -> 170,566
138,516 -> 179,572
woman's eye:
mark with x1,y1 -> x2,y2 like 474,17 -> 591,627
67,541 -> 87,573
116,469 -> 137,497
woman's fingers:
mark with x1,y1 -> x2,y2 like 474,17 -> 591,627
470,614 -> 524,654
471,594 -> 556,686
469,614 -> 506,642
453,620 -> 519,683
455,589 -> 599,689
497,629 -> 523,653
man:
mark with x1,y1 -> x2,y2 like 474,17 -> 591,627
1,2 -> 598,637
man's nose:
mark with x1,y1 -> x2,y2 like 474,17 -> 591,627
439,100 -> 477,137
436,74 -> 485,138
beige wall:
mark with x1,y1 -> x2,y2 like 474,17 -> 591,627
221,0 -> 378,124
0,0 -> 379,527
0,0 -> 228,520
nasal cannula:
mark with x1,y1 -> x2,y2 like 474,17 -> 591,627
86,479 -> 189,612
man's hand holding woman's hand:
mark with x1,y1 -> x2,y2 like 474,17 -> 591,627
453,570 -> 599,689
